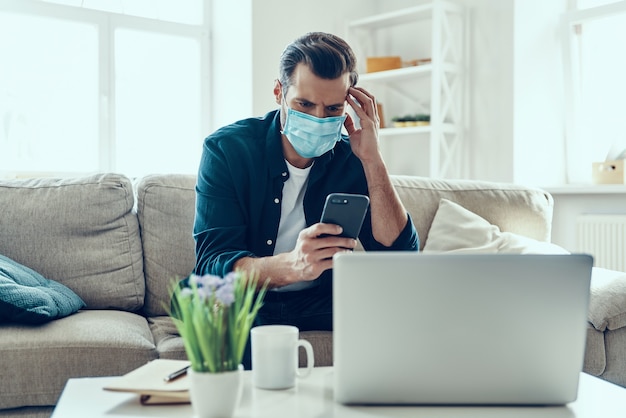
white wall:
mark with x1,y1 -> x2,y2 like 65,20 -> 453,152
210,0 -> 569,186
249,0 -> 374,117
463,0 -> 568,185
464,0 -> 515,182
210,0 -> 373,129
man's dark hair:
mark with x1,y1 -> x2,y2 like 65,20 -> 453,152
278,32 -> 358,94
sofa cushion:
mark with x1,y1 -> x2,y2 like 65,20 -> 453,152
137,174 -> 196,316
423,198 -> 569,254
148,316 -> 188,360
0,174 -> 144,311
390,176 -> 554,249
0,254 -> 85,324
0,310 -> 157,409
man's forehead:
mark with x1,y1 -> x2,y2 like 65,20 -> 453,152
290,92 -> 348,105
286,64 -> 351,101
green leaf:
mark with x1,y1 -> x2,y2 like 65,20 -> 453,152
167,271 -> 269,373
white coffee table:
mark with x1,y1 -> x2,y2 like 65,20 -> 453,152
52,367 -> 626,417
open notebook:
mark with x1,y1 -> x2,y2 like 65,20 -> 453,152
103,359 -> 190,405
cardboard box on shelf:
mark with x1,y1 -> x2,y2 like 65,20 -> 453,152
403,58 -> 432,67
592,160 -> 625,184
366,56 -> 402,73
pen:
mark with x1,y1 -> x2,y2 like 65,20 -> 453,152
164,365 -> 189,382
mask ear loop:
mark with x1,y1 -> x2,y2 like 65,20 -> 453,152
276,79 -> 287,104
277,80 -> 290,133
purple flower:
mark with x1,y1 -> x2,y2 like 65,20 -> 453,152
188,274 -> 201,286
193,274 -> 221,290
196,285 -> 213,301
206,275 -> 223,290
223,271 -> 239,285
184,272 -> 241,306
215,283 -> 235,306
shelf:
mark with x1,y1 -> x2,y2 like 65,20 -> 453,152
360,65 -> 431,83
379,124 -> 456,137
347,5 -> 434,29
359,63 -> 458,84
347,1 -> 466,178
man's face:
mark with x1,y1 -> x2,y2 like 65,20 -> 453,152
276,63 -> 351,125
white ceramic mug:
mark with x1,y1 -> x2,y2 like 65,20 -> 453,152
251,325 -> 314,389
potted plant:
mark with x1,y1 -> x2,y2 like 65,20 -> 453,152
170,271 -> 268,418
391,115 -> 410,128
391,113 -> 430,127
413,113 -> 430,126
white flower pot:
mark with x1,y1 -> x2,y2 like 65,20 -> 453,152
188,365 -> 244,418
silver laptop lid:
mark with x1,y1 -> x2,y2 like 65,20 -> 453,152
333,252 -> 592,405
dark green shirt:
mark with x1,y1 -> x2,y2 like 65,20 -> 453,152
194,110 -> 419,282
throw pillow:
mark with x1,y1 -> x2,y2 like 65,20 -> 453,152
423,198 -> 570,254
0,254 -> 85,324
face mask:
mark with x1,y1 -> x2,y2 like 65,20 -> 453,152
281,106 -> 347,158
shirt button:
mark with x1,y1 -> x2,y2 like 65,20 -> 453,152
266,239 -> 273,245
274,198 -> 279,204
282,172 -> 287,177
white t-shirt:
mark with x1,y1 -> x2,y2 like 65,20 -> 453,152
272,161 -> 314,292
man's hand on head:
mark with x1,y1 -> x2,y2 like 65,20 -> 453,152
344,86 -> 382,164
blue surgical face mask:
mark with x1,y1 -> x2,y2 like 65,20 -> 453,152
281,106 -> 347,158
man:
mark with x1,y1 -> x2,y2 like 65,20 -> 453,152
193,32 -> 419,368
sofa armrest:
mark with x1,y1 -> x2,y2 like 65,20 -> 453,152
589,267 -> 626,332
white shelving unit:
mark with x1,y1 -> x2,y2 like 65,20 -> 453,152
346,0 -> 467,178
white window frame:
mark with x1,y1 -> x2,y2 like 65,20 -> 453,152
0,0 -> 211,176
561,0 -> 626,184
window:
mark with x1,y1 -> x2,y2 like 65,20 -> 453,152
114,28 -> 202,177
562,0 -> 626,183
0,0 -> 208,178
0,11 -> 99,174
42,0 -> 203,25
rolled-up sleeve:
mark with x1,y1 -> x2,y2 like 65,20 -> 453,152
361,212 -> 419,252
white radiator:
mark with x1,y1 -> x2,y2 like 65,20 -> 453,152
576,214 -> 626,272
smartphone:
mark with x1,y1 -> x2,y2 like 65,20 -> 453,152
320,193 -> 370,239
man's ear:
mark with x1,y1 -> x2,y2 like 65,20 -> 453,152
273,80 -> 282,105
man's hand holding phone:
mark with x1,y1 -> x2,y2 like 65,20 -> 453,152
282,223 -> 357,283
279,193 -> 370,284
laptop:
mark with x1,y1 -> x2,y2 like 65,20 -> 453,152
333,252 -> 593,405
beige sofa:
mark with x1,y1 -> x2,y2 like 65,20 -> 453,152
1,173 -> 625,417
